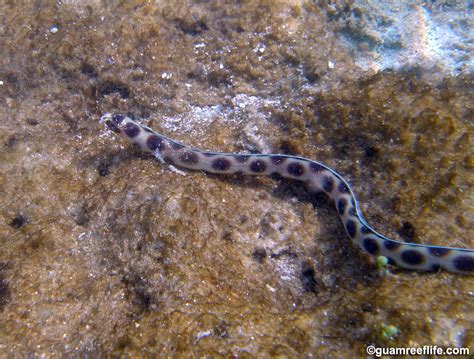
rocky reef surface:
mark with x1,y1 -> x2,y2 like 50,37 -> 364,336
0,1 -> 472,356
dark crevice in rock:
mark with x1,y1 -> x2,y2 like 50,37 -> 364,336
98,81 -> 130,99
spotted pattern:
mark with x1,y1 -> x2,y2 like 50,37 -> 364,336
250,159 -> 267,173
112,114 -> 124,124
323,176 -> 334,193
124,122 -> 140,138
337,198 -> 347,215
101,113 -> 474,275
401,250 -> 424,266
212,157 -> 232,171
345,219 -> 357,238
310,162 -> 324,173
287,162 -> 305,177
453,256 -> 474,272
179,151 -> 199,165
363,237 -> 379,255
147,135 -> 165,152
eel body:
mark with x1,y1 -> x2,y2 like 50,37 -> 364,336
101,113 -> 474,275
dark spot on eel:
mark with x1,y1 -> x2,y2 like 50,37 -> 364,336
212,157 -> 232,171
401,250 -> 424,266
112,114 -> 124,125
250,159 -> 267,173
323,176 -> 334,193
453,255 -> 474,272
124,122 -> 140,138
363,237 -> 379,255
287,162 -> 305,177
309,162 -> 324,172
345,219 -> 357,238
337,198 -> 347,215
179,151 -> 199,165
147,135 -> 165,152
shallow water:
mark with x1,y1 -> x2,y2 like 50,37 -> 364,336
0,1 -> 472,356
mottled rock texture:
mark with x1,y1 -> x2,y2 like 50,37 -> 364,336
0,1 -> 472,357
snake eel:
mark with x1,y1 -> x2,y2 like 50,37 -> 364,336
101,113 -> 474,275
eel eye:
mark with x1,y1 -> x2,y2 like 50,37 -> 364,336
112,114 -> 125,125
